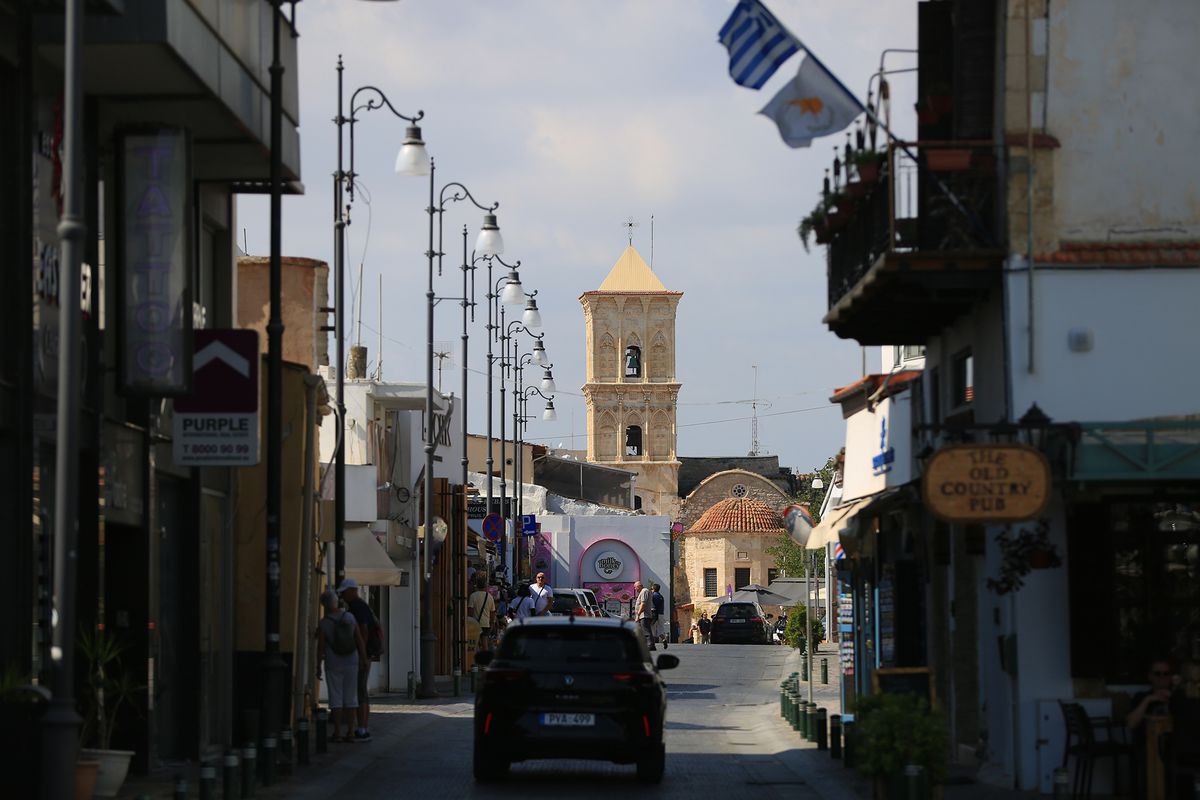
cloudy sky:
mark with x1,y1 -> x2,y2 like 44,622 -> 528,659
239,0 -> 917,475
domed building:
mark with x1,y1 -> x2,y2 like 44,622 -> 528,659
676,494 -> 788,636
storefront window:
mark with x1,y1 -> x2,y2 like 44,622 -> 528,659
1071,500 -> 1200,682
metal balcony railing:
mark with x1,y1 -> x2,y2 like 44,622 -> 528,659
826,141 -> 998,310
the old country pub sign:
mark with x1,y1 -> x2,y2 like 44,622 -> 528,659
921,444 -> 1050,523
118,127 -> 193,395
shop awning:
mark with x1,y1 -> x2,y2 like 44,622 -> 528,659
345,527 -> 403,586
806,495 -> 876,550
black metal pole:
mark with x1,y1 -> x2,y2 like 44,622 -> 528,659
485,260 -> 495,570
498,310 -> 507,581
263,0 -> 288,754
333,55 -> 347,589
41,0 -> 84,794
456,224 -> 469,687
419,159 -> 438,698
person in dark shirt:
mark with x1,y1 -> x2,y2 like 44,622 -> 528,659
338,579 -> 376,742
1127,658 -> 1175,799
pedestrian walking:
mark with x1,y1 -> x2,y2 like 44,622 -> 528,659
689,618 -> 701,644
508,583 -> 535,620
316,590 -> 364,743
634,580 -> 656,651
698,611 -> 711,644
651,583 -> 667,649
338,578 -> 379,742
530,571 -> 554,616
468,574 -> 496,651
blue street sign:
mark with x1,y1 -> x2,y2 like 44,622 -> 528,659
521,514 -> 537,536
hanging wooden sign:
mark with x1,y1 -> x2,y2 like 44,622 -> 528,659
922,444 -> 1050,523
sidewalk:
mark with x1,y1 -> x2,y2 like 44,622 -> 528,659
767,644 -> 1044,800
118,676 -> 474,799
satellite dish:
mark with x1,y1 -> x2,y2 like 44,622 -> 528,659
783,504 -> 814,548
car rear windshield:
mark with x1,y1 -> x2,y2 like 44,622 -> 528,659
551,594 -> 582,612
581,590 -> 598,607
499,628 -> 640,664
715,603 -> 759,619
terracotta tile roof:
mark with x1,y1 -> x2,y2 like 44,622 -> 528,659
687,498 -> 785,534
830,370 -> 922,405
1037,241 -> 1200,266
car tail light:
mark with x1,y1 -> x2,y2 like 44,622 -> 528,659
642,714 -> 651,737
571,606 -> 588,617
750,617 -> 763,624
483,712 -> 494,735
713,617 -> 724,624
611,671 -> 654,687
484,668 -> 528,685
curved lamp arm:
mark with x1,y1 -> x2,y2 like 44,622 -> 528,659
438,181 -> 499,214
345,85 -> 424,202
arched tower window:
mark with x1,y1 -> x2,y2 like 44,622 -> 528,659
624,345 -> 642,378
625,425 -> 643,456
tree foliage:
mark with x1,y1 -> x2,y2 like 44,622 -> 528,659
766,455 -> 838,578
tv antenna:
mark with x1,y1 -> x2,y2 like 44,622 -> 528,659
746,365 -> 771,456
623,216 -> 639,246
433,340 -> 453,392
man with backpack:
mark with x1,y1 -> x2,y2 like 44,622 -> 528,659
316,590 -> 365,743
338,579 -> 382,742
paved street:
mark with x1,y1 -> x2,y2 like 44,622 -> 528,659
244,642 -> 865,800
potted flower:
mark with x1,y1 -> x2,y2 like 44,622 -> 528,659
797,197 -> 833,252
854,692 -> 946,799
986,520 -> 1060,594
78,628 -> 142,798
851,149 -> 884,184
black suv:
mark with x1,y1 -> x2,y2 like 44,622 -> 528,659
473,616 -> 678,782
709,601 -> 771,644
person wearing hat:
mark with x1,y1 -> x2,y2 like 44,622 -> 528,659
337,578 -> 376,742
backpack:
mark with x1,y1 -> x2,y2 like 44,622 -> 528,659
330,613 -> 357,656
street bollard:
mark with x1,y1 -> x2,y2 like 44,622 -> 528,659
843,720 -> 855,769
789,691 -> 800,731
296,718 -> 310,766
223,751 -> 241,800
904,764 -> 928,800
315,709 -> 328,754
801,702 -> 811,740
453,668 -> 461,697
261,737 -> 277,786
407,670 -> 416,699
779,681 -> 788,718
1051,768 -> 1070,799
821,658 -> 829,684
241,745 -> 257,798
816,707 -> 828,750
199,763 -> 216,800
279,728 -> 293,776
173,774 -> 187,800
830,714 -> 842,759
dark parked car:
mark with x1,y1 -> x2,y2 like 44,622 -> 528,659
709,601 -> 771,645
473,616 -> 678,782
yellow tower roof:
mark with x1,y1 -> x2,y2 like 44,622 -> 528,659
597,245 -> 667,292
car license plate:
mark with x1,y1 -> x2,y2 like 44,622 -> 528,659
729,619 -> 746,624
540,712 -> 595,727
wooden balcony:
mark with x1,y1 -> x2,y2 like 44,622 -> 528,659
822,141 -> 1004,345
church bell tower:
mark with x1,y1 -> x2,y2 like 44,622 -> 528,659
579,245 -> 682,517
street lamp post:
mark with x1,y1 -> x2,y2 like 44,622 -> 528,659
332,56 -> 429,589
482,257 -> 529,578
503,321 -> 544,584
514,382 -> 556,581
419,162 -> 503,697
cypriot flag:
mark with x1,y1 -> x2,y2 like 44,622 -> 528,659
759,55 -> 862,148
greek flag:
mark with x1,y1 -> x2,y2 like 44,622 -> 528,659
718,0 -> 801,90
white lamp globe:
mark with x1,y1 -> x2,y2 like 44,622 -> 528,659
521,296 -> 542,329
541,369 -> 556,394
500,270 -> 524,305
394,125 -> 431,176
475,213 -> 504,257
542,400 -> 557,422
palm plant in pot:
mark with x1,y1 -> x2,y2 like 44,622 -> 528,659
78,628 -> 142,798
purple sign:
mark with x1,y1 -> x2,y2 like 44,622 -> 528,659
119,128 -> 191,394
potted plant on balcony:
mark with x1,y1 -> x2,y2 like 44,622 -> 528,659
78,628 -> 142,798
854,692 -> 947,799
851,149 -> 884,184
798,197 -> 833,252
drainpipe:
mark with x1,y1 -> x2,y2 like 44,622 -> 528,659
292,375 -> 320,723
1024,0 -> 1036,375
